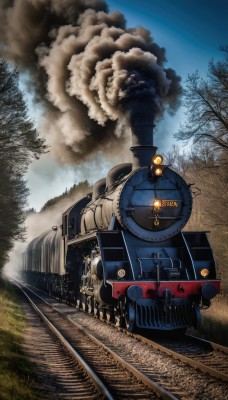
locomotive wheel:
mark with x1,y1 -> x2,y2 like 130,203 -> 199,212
81,294 -> 88,312
125,301 -> 135,332
87,297 -> 94,315
93,302 -> 99,318
76,297 -> 81,309
99,309 -> 106,321
114,314 -> 123,327
114,298 -> 125,327
106,309 -> 114,323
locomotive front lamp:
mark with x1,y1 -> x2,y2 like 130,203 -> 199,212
200,268 -> 210,278
154,167 -> 163,176
153,199 -> 161,208
152,154 -> 163,165
117,268 -> 126,278
150,154 -> 165,178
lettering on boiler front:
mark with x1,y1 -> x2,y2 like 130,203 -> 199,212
161,200 -> 178,207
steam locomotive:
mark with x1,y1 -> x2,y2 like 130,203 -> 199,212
20,117 -> 220,331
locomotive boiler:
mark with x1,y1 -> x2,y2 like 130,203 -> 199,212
20,113 -> 220,332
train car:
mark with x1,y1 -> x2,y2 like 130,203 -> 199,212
20,117 -> 220,332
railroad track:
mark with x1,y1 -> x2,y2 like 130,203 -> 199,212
16,283 -> 113,400
14,280 -> 179,400
13,279 -> 228,399
132,332 -> 228,383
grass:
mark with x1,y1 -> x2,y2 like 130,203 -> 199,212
186,294 -> 228,346
200,295 -> 228,346
0,276 -> 42,400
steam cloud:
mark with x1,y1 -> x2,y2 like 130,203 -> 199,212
4,182 -> 91,278
0,0 -> 181,163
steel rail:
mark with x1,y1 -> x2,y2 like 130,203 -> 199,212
132,332 -> 228,383
16,280 -> 179,400
14,278 -> 228,388
67,317 -> 178,400
185,334 -> 228,355
15,282 -> 114,400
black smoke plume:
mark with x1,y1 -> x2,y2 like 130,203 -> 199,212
0,0 -> 182,163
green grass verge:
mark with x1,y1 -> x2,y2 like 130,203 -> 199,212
186,294 -> 228,346
0,276 -> 42,400
200,295 -> 228,346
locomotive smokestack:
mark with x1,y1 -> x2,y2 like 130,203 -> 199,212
128,100 -> 157,170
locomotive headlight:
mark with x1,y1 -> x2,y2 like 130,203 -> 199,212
154,167 -> 163,176
150,154 -> 165,178
153,199 -> 161,208
117,268 -> 126,278
152,154 -> 163,165
200,268 -> 210,278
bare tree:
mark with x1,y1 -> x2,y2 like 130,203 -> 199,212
164,144 -> 191,176
174,47 -> 228,152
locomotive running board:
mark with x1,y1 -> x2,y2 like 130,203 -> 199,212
68,229 -> 121,246
68,231 -> 98,245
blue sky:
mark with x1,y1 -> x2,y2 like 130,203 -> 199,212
27,0 -> 228,210
108,0 -> 227,78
